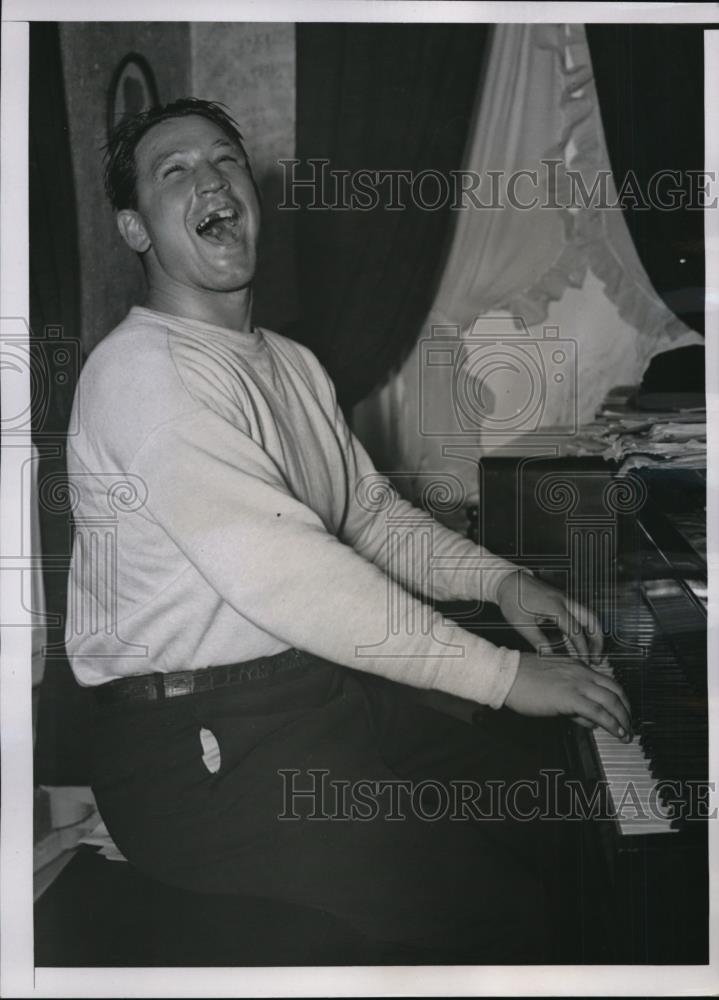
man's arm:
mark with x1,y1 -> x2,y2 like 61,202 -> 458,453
130,406 -> 520,709
129,405 -> 629,737
330,379 -> 604,668
326,377 -> 521,605
338,432 -> 522,605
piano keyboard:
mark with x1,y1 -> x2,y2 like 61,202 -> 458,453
589,578 -> 707,837
592,728 -> 676,835
473,454 -> 708,961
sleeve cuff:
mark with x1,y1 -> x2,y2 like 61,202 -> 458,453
430,642 -> 521,710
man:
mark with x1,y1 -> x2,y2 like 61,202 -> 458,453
65,98 -> 631,963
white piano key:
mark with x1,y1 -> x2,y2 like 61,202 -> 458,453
590,710 -> 676,834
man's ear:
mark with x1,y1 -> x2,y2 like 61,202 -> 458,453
116,210 -> 151,253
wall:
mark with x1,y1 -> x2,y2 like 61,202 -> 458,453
60,22 -> 297,353
59,23 -> 192,355
190,23 -> 297,332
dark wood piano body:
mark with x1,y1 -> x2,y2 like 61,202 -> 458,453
471,455 -> 708,963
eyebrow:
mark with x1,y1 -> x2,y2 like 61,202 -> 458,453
150,150 -> 183,175
149,137 -> 242,176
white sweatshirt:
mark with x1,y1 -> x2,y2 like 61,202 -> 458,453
65,306 -> 521,708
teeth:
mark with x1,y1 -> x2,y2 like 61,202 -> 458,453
196,207 -> 238,234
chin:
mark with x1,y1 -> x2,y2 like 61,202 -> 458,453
215,271 -> 255,293
203,261 -> 256,293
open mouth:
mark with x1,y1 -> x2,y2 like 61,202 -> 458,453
195,207 -> 241,245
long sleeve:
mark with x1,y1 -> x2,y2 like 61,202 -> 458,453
326,373 -> 524,605
130,406 -> 520,709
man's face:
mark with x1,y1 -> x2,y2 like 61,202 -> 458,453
125,115 -> 261,295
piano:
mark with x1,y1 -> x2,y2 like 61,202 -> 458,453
453,454 -> 708,963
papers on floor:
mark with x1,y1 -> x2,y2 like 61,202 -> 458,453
79,820 -> 128,862
34,785 -> 127,902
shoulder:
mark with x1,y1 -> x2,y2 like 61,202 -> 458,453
74,310 -> 202,466
82,309 -> 186,389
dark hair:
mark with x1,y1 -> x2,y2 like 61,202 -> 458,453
104,98 -> 250,211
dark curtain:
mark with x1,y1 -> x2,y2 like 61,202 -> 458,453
586,24 -> 707,390
30,23 -> 95,784
291,24 -> 491,409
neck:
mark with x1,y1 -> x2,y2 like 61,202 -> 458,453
144,281 -> 254,333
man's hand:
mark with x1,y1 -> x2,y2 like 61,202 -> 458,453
496,570 -> 604,667
504,651 -> 632,741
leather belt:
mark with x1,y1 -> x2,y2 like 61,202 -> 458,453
92,648 -> 317,705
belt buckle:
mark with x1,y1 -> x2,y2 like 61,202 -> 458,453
163,674 -> 195,699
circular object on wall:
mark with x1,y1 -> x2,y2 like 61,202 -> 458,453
107,53 -> 159,138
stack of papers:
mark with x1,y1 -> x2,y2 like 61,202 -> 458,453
565,400 -> 706,474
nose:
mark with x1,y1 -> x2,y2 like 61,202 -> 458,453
195,160 -> 227,195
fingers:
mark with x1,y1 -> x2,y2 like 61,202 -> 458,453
506,579 -> 603,665
565,598 -> 604,664
551,602 -> 604,667
592,655 -> 612,676
548,602 -> 596,665
571,716 -> 596,729
534,611 -> 588,666
573,696 -> 624,740
590,681 -> 632,735
562,611 -> 590,664
531,614 -> 591,668
523,620 -> 585,664
574,686 -> 631,741
591,670 -> 632,720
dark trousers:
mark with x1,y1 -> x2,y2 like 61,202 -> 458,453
91,659 -> 576,964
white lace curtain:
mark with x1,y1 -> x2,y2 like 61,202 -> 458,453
352,23 -> 702,504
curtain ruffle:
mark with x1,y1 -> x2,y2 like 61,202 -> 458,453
352,23 -> 703,505
497,23 -> 701,358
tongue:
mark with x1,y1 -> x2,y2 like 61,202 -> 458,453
201,217 -> 240,245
